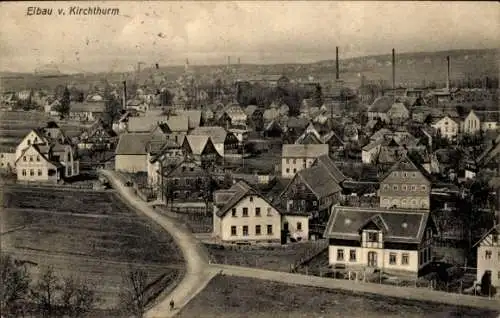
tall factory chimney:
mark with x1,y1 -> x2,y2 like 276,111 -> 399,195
336,47 -> 340,80
122,80 -> 127,110
238,57 -> 241,65
227,56 -> 231,66
392,48 -> 396,90
446,56 -> 450,91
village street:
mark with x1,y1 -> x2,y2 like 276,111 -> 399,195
101,169 -> 500,317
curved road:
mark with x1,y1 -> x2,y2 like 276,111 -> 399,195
99,169 -> 218,318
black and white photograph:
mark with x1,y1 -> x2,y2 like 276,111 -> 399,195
0,1 -> 499,317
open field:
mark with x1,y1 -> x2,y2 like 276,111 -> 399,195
206,241 -> 327,272
177,275 -> 499,318
1,186 -> 183,310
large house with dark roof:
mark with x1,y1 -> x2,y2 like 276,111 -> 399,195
279,155 -> 347,221
379,155 -> 431,210
160,158 -> 212,202
324,206 -> 438,277
68,101 -> 105,122
367,96 -> 393,122
181,135 -> 222,168
189,126 -> 239,157
115,133 -> 154,173
213,181 -> 309,243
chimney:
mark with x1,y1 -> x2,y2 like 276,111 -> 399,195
227,56 -> 231,66
122,81 -> 127,109
238,57 -> 241,65
392,48 -> 396,90
446,56 -> 450,91
336,47 -> 339,80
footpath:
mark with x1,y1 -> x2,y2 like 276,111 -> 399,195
99,170 -> 217,318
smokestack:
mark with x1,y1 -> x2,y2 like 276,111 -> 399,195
392,48 -> 396,90
155,63 -> 159,70
336,47 -> 339,80
122,81 -> 127,109
227,56 -> 231,65
446,56 -> 450,91
238,57 -> 241,65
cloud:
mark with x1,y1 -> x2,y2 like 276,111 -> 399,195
0,1 -> 498,72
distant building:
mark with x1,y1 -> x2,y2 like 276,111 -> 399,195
245,75 -> 290,88
68,102 -> 106,122
114,133 -> 152,173
367,96 -> 393,122
281,144 -> 329,178
473,224 -> 500,289
431,115 -> 459,140
324,206 -> 438,278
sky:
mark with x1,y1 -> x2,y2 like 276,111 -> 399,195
0,1 -> 498,73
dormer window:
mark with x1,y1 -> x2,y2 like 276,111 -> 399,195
27,139 -> 31,145
368,232 -> 378,242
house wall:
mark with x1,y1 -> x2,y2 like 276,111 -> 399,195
477,234 -> 500,287
217,195 -> 281,242
361,146 -> 380,164
54,146 -> 78,177
432,117 -> 459,140
16,148 -> 58,182
115,154 -> 147,173
214,143 -> 225,157
147,154 -> 160,189
462,112 -> 481,135
380,195 -> 430,210
282,215 -> 309,241
379,170 -> 431,210
482,122 -> 498,131
281,157 -> 316,178
0,152 -> 16,170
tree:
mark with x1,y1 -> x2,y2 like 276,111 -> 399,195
120,268 -> 149,318
480,270 -> 492,296
60,276 -> 98,317
222,172 -> 233,188
1,255 -> 32,316
54,87 -> 71,118
30,266 -> 61,317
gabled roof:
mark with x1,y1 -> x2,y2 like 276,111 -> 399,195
163,115 -> 189,132
15,144 -> 62,168
115,133 -> 151,155
264,120 -> 283,132
295,165 -> 342,198
313,155 -> 347,184
183,135 -> 210,155
245,105 -> 258,116
368,96 -> 393,113
324,206 -> 434,244
175,110 -> 201,129
370,128 -> 392,141
360,214 -> 390,234
295,131 -> 323,144
322,131 -> 345,146
380,154 -> 432,183
472,224 -> 500,248
127,116 -> 172,133
190,126 -> 228,144
215,181 -> 281,218
282,144 -> 329,158
388,102 -> 409,113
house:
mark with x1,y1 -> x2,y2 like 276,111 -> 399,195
77,119 -> 116,150
322,131 -> 345,152
126,115 -> 171,133
189,126 -> 239,157
362,138 -> 385,164
462,110 -> 481,135
181,135 -> 221,168
279,155 -> 347,220
476,111 -> 500,132
281,144 -> 329,178
146,138 -> 184,194
324,206 -> 438,277
160,158 -> 212,201
295,123 -> 323,144
157,115 -> 190,145
218,103 -> 247,127
126,99 -> 149,112
0,144 -> 17,171
263,107 -> 280,123
387,102 -> 410,123
115,133 -> 153,173
431,115 -> 459,140
175,110 -> 202,130
379,155 -> 431,210
15,144 -> 63,183
212,181 -> 309,243
367,96 -> 393,122
68,102 -> 106,122
473,224 -> 500,289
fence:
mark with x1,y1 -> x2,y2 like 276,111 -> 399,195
14,180 -> 95,190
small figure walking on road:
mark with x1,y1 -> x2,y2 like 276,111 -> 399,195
170,299 -> 175,311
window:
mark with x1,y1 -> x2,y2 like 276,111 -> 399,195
249,196 -> 254,202
255,225 -> 261,235
392,172 -> 398,177
286,168 -> 290,173
402,185 -> 407,191
368,232 -> 378,242
231,226 -> 237,236
293,168 -> 297,173
389,253 -> 397,265
255,207 -> 261,216
349,249 -> 356,262
403,172 -> 408,177
27,139 -> 31,145
22,169 -> 26,176
421,185 -> 426,191
393,185 -> 398,191
486,250 -> 492,259
243,226 -> 249,236
36,155 -> 40,162
242,208 -> 248,217
297,222 -> 302,231
402,199 -> 407,205
411,199 -> 417,206
23,156 -> 26,161
267,225 -> 273,235
337,249 -> 344,261
267,207 -> 272,216
384,184 -> 389,190
412,172 -> 416,178
411,185 -> 416,191
286,159 -> 290,164
492,234 -> 498,243
402,253 -> 409,265
293,159 -> 296,164
0,154 -> 3,158
231,208 -> 236,217
29,169 -> 34,176
37,169 -> 42,176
